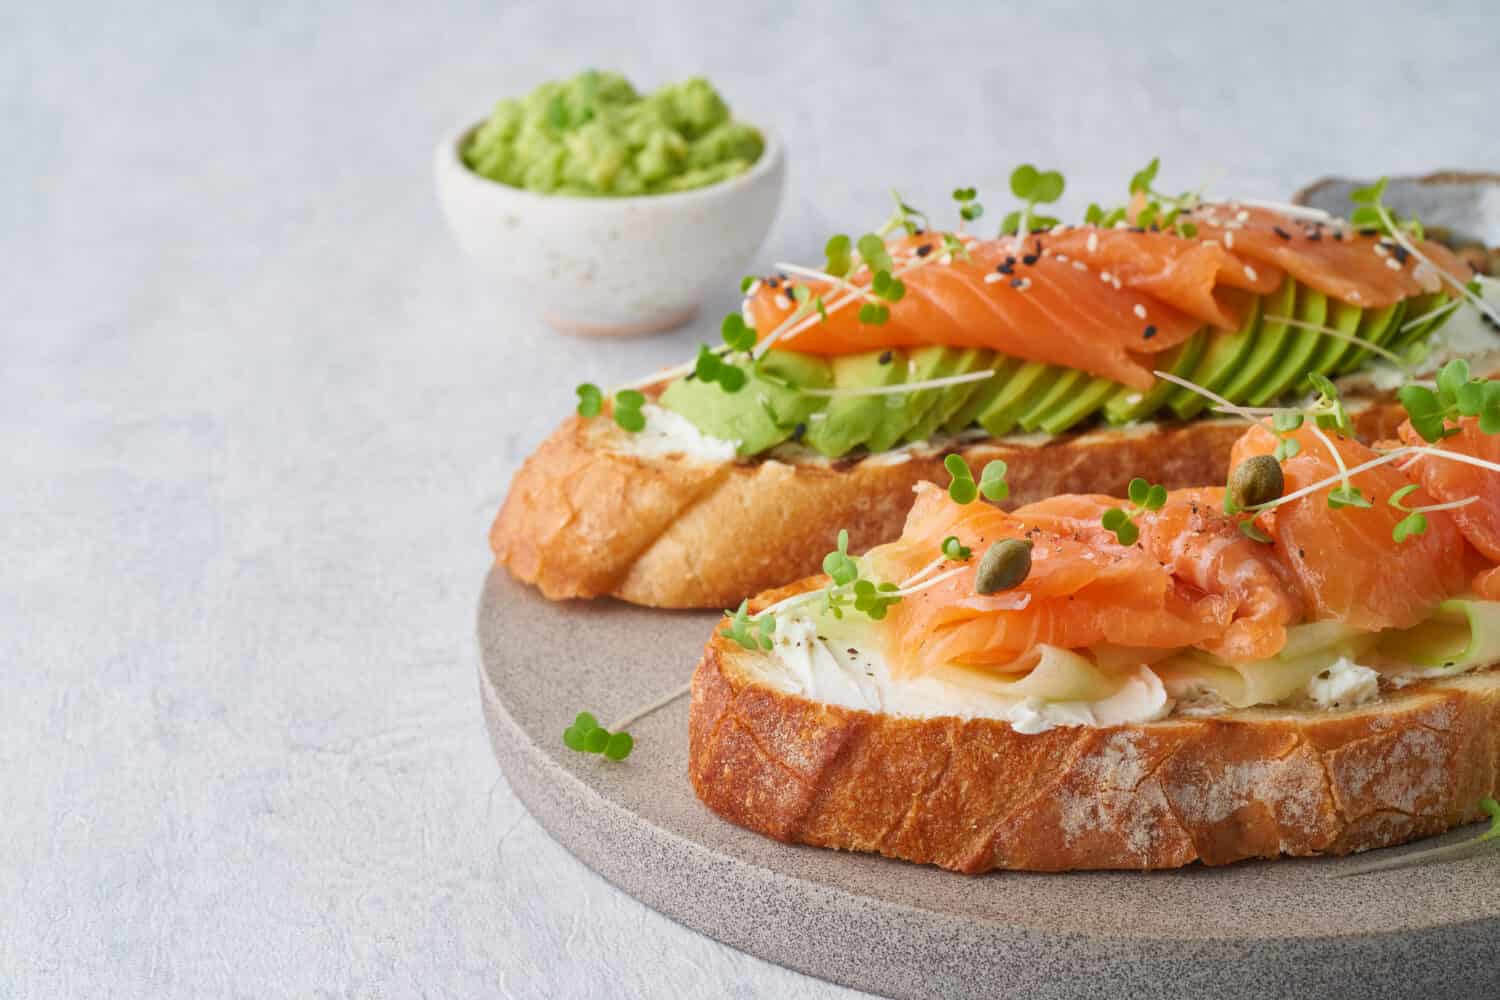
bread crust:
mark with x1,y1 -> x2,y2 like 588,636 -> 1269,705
491,400 -> 1412,608
687,631 -> 1500,873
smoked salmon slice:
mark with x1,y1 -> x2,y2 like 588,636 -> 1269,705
871,484 -> 1240,677
748,235 -> 1198,391
1398,416 -> 1500,562
1015,489 -> 1302,662
746,210 -> 1468,392
1187,204 -> 1467,309
1231,423 -> 1471,631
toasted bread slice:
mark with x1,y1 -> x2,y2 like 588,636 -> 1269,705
687,612 -> 1500,874
492,394 -> 1414,608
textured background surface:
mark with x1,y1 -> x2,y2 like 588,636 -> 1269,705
4,2 -> 1497,997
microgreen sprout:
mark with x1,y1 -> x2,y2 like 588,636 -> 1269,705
1305,373 -> 1353,435
576,382 -> 603,418
953,186 -> 984,225
612,389 -> 646,432
941,535 -> 972,561
823,234 -> 853,278
1353,178 -> 1500,327
1123,157 -> 1203,233
562,711 -> 634,761
1387,483 -> 1479,544
739,275 -> 757,293
1271,409 -> 1304,460
944,456 -> 1010,504
721,313 -> 757,352
857,233 -> 894,274
1002,164 -> 1065,237
722,598 -> 777,651
1398,358 -> 1500,443
879,190 -> 929,237
1084,202 -> 1128,228
822,529 -> 860,586
694,343 -> 747,392
940,232 -> 971,262
852,578 -> 902,620
1101,477 -> 1168,545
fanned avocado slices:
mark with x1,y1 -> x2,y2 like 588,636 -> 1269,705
657,278 -> 1465,458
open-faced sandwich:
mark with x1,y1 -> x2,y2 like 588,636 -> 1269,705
687,367 -> 1500,872
495,167 -> 1500,607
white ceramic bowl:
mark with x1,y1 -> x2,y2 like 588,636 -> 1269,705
434,120 -> 785,336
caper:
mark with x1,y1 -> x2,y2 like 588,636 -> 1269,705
1229,454 -> 1284,510
975,538 -> 1033,594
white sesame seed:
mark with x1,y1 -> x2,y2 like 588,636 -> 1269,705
1112,277 -> 1122,290
1133,304 -> 1147,319
1100,270 -> 1114,283
1236,210 -> 1250,222
1350,290 -> 1363,302
1224,231 -> 1235,249
1373,242 -> 1389,258
1385,257 -> 1403,270
1054,253 -> 1068,262
746,279 -> 762,297
1015,278 -> 1032,291
1072,260 -> 1088,271
1086,232 -> 1100,253
1244,265 -> 1259,282
939,254 -> 953,266
774,294 -> 791,310
983,272 -> 1004,284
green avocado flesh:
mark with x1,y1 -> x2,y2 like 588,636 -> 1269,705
656,279 -> 1463,459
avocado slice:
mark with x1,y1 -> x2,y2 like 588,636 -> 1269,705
1334,301 -> 1404,374
803,350 -> 904,457
1036,376 -> 1121,435
658,352 -> 832,456
905,348 -> 994,443
976,361 -> 1056,437
865,346 -> 959,451
1167,292 -> 1265,419
1248,285 -> 1327,405
1308,299 -> 1365,376
1389,292 -> 1449,357
1103,330 -> 1208,425
944,356 -> 1017,435
1213,278 -> 1296,407
1017,369 -> 1088,431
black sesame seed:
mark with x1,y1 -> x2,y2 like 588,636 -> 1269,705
1021,253 -> 1039,266
1307,229 -> 1322,242
791,422 -> 806,442
1010,278 -> 1026,289
878,350 -> 894,364
1391,244 -> 1411,264
1359,228 -> 1379,237
1142,325 -> 1157,340
1273,226 -> 1293,241
847,647 -> 858,655
915,244 -> 933,258
766,277 -> 779,288
996,258 -> 1015,275
1333,231 -> 1345,242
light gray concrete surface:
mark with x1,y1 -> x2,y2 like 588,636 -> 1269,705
3,2 -> 1496,997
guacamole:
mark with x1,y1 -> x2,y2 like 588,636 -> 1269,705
462,70 -> 765,197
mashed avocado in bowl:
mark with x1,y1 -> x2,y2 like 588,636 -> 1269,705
462,70 -> 765,197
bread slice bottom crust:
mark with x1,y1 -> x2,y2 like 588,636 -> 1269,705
688,630 -> 1500,873
493,401 -> 1412,608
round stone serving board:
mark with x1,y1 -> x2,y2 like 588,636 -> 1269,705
478,569 -> 1500,999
